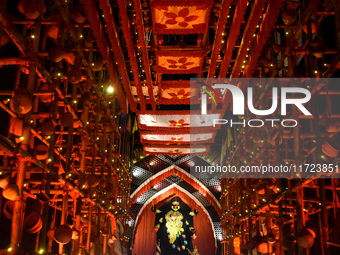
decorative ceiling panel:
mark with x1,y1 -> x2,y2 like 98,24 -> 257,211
151,0 -> 213,34
140,130 -> 216,144
143,144 -> 210,155
138,111 -> 222,131
156,51 -> 205,74
159,80 -> 199,104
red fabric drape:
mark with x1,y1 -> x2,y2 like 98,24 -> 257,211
128,167 -> 221,216
131,188 -> 216,255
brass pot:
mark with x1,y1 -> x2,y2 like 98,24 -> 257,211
3,184 -> 20,201
24,212 -> 43,234
322,138 -> 339,158
54,225 -> 73,244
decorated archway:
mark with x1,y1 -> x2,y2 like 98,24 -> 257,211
131,185 -> 217,255
128,155 -> 222,255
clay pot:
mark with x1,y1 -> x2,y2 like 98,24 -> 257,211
273,44 -> 285,53
309,38 -> 326,58
39,118 -> 54,136
282,9 -> 296,25
35,144 -> 49,160
322,138 -> 339,158
59,112 -> 74,127
113,149 -> 121,158
71,8 -> 86,24
71,228 -> 80,240
0,175 -> 9,189
46,25 -> 59,39
47,228 -> 55,240
84,40 -> 94,48
326,120 -> 340,133
24,211 -> 42,234
3,200 -> 15,219
90,59 -> 107,71
68,169 -> 79,180
282,235 -> 295,251
267,231 -> 276,244
245,238 -> 256,250
67,68 -> 82,84
297,228 -> 316,249
103,121 -> 115,132
3,184 -> 20,201
48,46 -> 66,63
39,83 -> 54,103
48,47 -> 75,65
303,21 -> 317,34
18,0 -> 42,20
10,88 -> 33,115
37,193 -> 50,209
81,91 -> 92,102
54,225 -> 73,244
1,33 -> 10,46
85,174 -> 101,188
256,237 -> 269,254
100,227 -> 109,236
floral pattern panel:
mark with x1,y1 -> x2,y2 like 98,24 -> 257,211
140,131 -> 216,144
157,51 -> 204,74
137,111 -> 222,131
143,145 -> 210,155
151,0 -> 213,34
160,81 -> 199,105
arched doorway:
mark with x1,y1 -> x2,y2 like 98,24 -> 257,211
127,155 -> 222,255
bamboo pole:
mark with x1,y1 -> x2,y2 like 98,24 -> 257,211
59,185 -> 69,254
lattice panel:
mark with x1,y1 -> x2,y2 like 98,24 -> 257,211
131,166 -> 153,185
135,189 -> 158,204
166,174 -> 184,184
191,191 -> 212,207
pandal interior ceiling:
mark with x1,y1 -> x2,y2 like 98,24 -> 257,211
0,0 -> 339,254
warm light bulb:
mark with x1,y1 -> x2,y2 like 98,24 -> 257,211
107,86 -> 114,94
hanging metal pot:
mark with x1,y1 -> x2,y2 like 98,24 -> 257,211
59,112 -> 74,127
326,120 -> 340,133
48,46 -> 75,65
282,235 -> 295,251
256,236 -> 269,254
9,117 -> 23,137
71,8 -> 87,24
37,193 -> 50,209
71,227 -> 80,240
113,149 -> 121,158
303,21 -> 317,34
322,137 -> 339,158
90,59 -> 107,71
54,225 -> 73,244
18,0 -> 43,20
281,9 -> 296,25
39,118 -> 54,136
35,144 -> 49,160
3,200 -> 15,219
85,174 -> 101,188
24,211 -> 43,234
0,175 -> 9,189
2,184 -> 20,201
46,24 -> 59,39
67,67 -> 82,84
309,38 -> 326,58
39,84 -> 54,104
1,33 -> 10,46
296,228 -> 316,249
10,88 -> 33,115
47,228 -> 56,240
